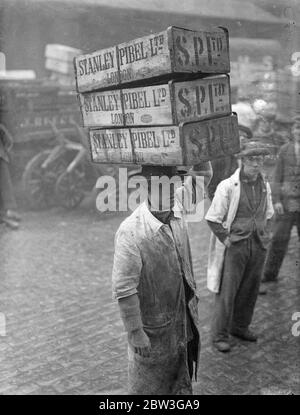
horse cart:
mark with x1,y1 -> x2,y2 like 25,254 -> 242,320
0,79 -> 118,209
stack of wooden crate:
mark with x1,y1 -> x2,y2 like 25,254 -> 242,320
46,44 -> 82,86
74,26 -> 240,166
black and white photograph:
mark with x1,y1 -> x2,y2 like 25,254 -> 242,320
0,0 -> 299,397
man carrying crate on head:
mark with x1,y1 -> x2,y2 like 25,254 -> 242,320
112,162 -> 212,395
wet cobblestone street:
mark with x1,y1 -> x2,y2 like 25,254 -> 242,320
0,206 -> 299,395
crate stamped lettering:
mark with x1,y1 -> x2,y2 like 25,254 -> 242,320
90,126 -> 182,165
89,114 -> 239,165
79,75 -> 231,127
182,113 -> 240,164
75,26 -> 230,92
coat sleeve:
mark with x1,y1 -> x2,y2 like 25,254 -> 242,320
118,293 -> 143,332
112,226 -> 142,300
207,220 -> 229,243
205,180 -> 230,225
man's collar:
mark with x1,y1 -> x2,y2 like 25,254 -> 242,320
230,168 -> 267,186
151,210 -> 174,225
140,202 -> 164,231
140,201 -> 181,232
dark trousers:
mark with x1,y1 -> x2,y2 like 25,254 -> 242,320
264,211 -> 300,281
212,236 -> 266,342
0,158 -> 17,215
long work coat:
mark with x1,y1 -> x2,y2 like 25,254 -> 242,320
205,168 -> 274,293
112,199 -> 202,395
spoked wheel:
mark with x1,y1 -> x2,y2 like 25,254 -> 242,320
55,165 -> 86,209
22,150 -> 68,210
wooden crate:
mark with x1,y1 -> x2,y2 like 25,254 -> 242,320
78,74 -> 231,127
74,26 -> 230,93
45,44 -> 82,62
88,113 -> 239,165
45,58 -> 74,75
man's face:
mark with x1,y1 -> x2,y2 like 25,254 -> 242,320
146,175 -> 182,211
291,123 -> 300,143
242,155 -> 265,177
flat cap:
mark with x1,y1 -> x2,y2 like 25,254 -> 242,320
238,140 -> 271,157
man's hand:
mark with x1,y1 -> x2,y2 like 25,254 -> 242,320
274,202 -> 284,215
128,328 -> 151,357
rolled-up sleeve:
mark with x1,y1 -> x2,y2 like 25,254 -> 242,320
112,227 -> 142,300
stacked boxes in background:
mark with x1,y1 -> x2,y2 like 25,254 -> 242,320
74,26 -> 240,165
277,68 -> 300,118
46,44 -> 82,87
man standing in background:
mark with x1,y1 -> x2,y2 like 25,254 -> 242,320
205,141 -> 274,352
263,115 -> 300,283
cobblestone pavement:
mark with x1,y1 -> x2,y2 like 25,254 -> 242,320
0,205 -> 299,395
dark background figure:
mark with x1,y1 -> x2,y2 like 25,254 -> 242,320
253,113 -> 275,141
207,125 -> 253,201
263,115 -> 300,283
0,125 -> 21,230
252,113 -> 293,151
252,112 -> 293,169
272,114 -> 293,148
252,113 -> 279,183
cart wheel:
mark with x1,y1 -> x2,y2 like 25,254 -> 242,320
55,167 -> 86,209
22,150 -> 68,210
